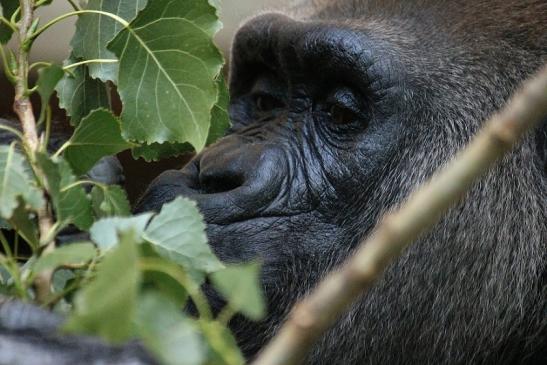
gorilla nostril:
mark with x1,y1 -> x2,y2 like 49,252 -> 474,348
200,171 -> 246,194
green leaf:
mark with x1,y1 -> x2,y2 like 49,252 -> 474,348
90,213 -> 153,251
33,242 -> 97,275
57,161 -> 94,230
0,0 -> 17,44
36,154 -> 93,230
36,64 -> 64,119
144,197 -> 224,274
63,109 -> 132,175
91,184 -> 131,218
131,141 -> 192,162
208,74 -> 230,145
108,0 -> 224,151
136,292 -> 205,365
55,55 -> 109,126
210,263 -> 265,321
71,0 -> 147,82
131,75 -> 230,161
65,230 -> 140,343
8,201 -> 39,249
0,144 -> 44,219
52,269 -> 76,293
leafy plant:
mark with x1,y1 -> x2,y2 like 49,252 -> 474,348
0,1 -> 263,364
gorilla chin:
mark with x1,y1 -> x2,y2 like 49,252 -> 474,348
136,1 -> 546,364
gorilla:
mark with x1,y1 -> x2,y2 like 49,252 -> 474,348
135,0 -> 547,363
1,0 -> 546,364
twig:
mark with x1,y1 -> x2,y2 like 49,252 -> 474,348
252,64 -> 547,365
12,0 -> 55,305
66,0 -> 81,11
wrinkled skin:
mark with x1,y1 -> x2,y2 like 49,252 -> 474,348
135,0 -> 547,364
1,0 -> 546,364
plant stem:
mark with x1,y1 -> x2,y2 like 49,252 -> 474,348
252,63 -> 547,365
0,124 -> 24,140
53,140 -> 70,157
66,0 -> 81,11
63,58 -> 118,71
30,10 -> 129,41
10,7 -> 21,25
28,61 -> 52,72
0,16 -> 16,33
217,304 -> 237,326
139,258 -> 213,320
59,179 -> 102,192
12,0 -> 55,305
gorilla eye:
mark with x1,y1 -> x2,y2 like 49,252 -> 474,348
329,104 -> 357,125
325,87 -> 361,125
255,94 -> 284,112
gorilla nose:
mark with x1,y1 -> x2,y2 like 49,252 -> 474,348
193,140 -> 286,223
135,137 -> 287,224
198,144 -> 252,195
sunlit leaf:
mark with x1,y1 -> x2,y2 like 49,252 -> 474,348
108,0 -> 224,151
63,109 -> 132,175
55,55 -> 109,126
0,144 -> 44,219
144,197 -> 224,274
90,184 -> 131,218
211,263 -> 265,320
71,0 -> 147,82
90,213 -> 153,251
65,230 -> 140,343
136,292 -> 205,365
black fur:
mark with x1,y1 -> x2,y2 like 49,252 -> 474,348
136,1 -> 547,363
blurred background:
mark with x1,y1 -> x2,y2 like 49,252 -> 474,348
0,0 -> 289,201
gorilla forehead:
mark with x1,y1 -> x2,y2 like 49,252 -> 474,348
230,13 -> 404,99
229,3 -> 545,144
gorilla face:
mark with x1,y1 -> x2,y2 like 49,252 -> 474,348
136,2 -> 546,363
137,14 -> 404,275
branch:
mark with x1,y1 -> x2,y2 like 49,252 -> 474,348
12,0 -> 55,305
252,63 -> 547,365
13,0 -> 38,150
